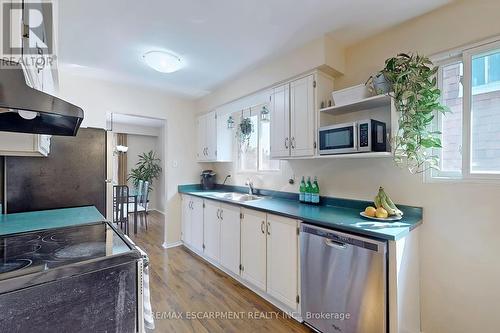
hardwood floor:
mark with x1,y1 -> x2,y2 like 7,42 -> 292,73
129,211 -> 312,333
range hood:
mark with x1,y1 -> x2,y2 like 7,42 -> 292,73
0,61 -> 83,136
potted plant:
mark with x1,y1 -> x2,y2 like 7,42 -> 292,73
127,150 -> 162,191
369,53 -> 449,174
236,116 -> 254,150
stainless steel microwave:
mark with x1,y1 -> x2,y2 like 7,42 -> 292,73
318,119 -> 387,155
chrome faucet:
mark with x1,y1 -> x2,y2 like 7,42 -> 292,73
245,179 -> 254,195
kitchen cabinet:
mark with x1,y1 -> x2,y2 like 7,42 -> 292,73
290,75 -> 315,156
196,110 -> 232,162
181,195 -> 192,245
181,195 -> 204,254
270,84 -> 290,158
191,197 -> 204,254
270,75 -> 315,158
240,208 -> 267,291
219,203 -> 241,276
0,0 -> 54,158
203,200 -> 221,263
0,132 -> 51,157
266,214 -> 299,310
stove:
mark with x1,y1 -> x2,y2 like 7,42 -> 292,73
0,221 -> 143,333
0,222 -> 132,279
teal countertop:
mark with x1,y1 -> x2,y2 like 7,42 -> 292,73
0,206 -> 105,236
179,185 -> 422,241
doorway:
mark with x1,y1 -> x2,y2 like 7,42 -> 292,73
105,113 -> 167,235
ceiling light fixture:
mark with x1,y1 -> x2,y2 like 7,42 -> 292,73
142,51 -> 183,73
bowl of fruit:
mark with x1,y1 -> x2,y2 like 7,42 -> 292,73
360,187 -> 403,221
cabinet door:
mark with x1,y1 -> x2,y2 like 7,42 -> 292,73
181,196 -> 192,245
241,209 -> 267,291
196,115 -> 207,161
205,111 -> 218,161
290,75 -> 315,157
203,200 -> 221,263
270,84 -> 290,158
266,215 -> 299,310
215,111 -> 233,162
220,203 -> 241,276
190,197 -> 204,254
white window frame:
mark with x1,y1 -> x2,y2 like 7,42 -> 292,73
427,37 -> 500,183
236,103 -> 280,174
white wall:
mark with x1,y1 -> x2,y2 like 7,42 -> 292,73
57,71 -> 201,245
126,134 -> 161,211
196,1 -> 500,332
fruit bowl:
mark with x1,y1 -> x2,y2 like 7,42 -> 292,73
360,212 -> 403,221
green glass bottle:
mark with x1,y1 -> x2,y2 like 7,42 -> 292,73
312,176 -> 320,204
305,177 -> 312,203
299,176 -> 306,202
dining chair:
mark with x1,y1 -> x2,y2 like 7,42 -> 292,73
128,180 -> 149,230
113,185 -> 129,235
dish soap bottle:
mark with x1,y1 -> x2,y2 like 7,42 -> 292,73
305,177 -> 312,203
299,176 -> 306,202
312,176 -> 320,204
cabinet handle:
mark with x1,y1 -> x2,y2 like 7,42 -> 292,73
220,209 -> 223,220
216,208 -> 220,219
285,137 -> 289,149
267,222 -> 271,235
261,221 -> 265,234
291,137 -> 296,149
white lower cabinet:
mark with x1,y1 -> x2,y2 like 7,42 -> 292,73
219,203 -> 241,276
241,209 -> 267,291
203,200 -> 221,263
181,195 -> 300,314
181,196 -> 192,246
266,214 -> 299,311
190,197 -> 204,254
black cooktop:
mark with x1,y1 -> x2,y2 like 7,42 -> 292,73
0,222 -> 133,280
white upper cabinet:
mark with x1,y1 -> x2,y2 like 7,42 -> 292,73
270,72 -> 331,159
290,75 -> 315,157
270,83 -> 290,158
197,110 -> 232,162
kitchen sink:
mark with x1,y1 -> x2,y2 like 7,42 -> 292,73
210,192 -> 263,202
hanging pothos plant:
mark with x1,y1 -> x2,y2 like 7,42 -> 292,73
236,111 -> 254,151
367,53 -> 449,174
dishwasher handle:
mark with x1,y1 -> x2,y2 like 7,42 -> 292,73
324,238 -> 347,250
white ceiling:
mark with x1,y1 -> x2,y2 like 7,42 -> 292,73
58,0 -> 452,99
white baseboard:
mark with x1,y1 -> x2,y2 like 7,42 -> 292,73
150,209 -> 165,215
162,241 -> 182,249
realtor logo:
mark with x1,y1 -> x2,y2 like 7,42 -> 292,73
1,0 -> 55,70
2,1 -> 53,55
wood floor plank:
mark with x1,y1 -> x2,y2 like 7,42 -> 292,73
129,211 -> 312,333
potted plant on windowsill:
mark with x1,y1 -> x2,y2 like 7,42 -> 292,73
367,53 -> 449,174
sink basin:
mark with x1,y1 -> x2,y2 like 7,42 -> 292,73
210,192 -> 262,202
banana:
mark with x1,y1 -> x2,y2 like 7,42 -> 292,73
380,195 -> 398,216
379,187 -> 403,216
374,194 -> 381,208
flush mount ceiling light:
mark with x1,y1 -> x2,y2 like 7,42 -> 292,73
142,51 -> 183,73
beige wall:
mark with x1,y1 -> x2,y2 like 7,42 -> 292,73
197,1 -> 500,332
57,71 -> 201,245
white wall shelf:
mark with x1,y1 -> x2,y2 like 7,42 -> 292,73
320,94 -> 391,115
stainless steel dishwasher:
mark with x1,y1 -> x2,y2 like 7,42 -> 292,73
300,224 -> 387,333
